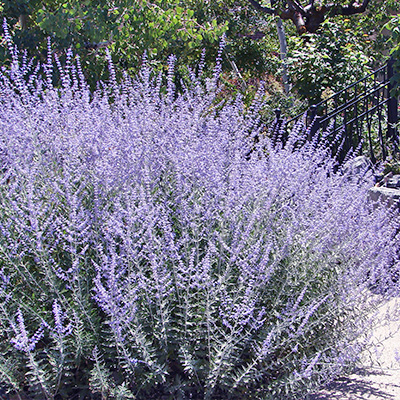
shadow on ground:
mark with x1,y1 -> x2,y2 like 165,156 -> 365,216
307,367 -> 400,399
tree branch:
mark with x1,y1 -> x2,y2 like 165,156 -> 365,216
326,0 -> 371,16
276,8 -> 307,34
287,0 -> 306,16
291,11 -> 307,34
248,0 -> 371,35
247,0 -> 274,14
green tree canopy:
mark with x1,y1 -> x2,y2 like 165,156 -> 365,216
0,0 -> 228,85
0,0 -> 397,104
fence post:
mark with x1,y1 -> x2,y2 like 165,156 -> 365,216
387,57 -> 399,154
309,116 -> 321,141
272,108 -> 286,145
306,105 -> 320,141
306,105 -> 317,127
274,108 -> 282,122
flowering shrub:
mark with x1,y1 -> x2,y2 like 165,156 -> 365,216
0,35 -> 399,399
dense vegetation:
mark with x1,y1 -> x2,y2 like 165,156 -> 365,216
386,14 -> 400,96
1,0 -> 398,104
0,2 -> 399,399
0,31 -> 399,399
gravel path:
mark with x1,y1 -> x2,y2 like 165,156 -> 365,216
309,296 -> 400,400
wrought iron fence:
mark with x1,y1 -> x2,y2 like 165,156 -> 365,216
272,58 -> 399,164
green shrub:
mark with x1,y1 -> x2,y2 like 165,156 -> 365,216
0,39 -> 399,399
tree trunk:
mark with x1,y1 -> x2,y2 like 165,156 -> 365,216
276,17 -> 291,94
19,15 -> 29,30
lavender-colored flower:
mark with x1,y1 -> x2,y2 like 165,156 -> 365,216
301,352 -> 322,379
11,309 -> 44,353
0,30 -> 398,399
51,300 -> 72,338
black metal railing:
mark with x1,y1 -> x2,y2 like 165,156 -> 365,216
272,58 -> 399,164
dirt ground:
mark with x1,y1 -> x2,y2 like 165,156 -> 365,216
309,296 -> 400,400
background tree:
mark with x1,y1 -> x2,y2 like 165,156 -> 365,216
248,0 -> 372,34
0,0 -> 228,86
384,15 -> 400,95
272,0 -> 399,103
0,0 -> 397,109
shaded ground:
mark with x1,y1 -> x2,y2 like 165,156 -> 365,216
308,368 -> 400,399
309,296 -> 400,400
